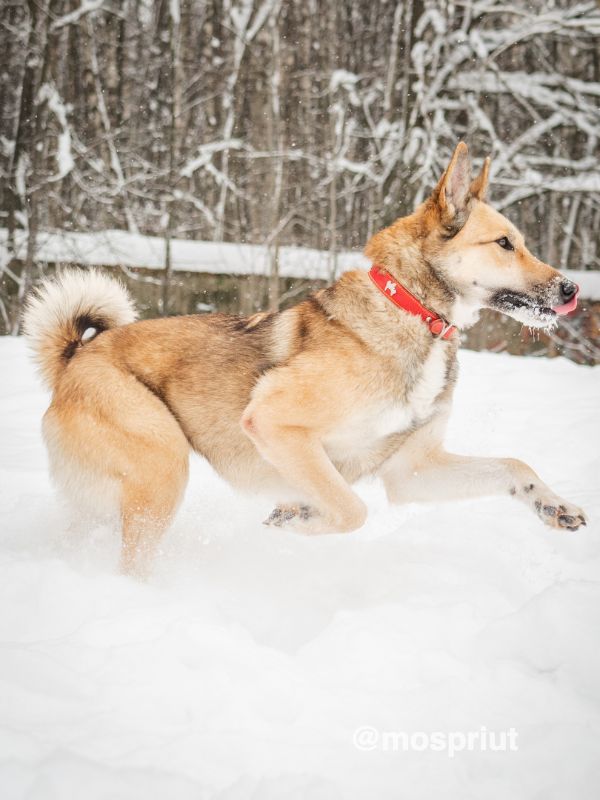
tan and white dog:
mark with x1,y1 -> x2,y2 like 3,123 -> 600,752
24,142 -> 586,576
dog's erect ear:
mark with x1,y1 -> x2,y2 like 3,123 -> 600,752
470,156 -> 491,201
435,141 -> 472,233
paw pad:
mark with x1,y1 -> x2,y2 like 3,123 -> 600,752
264,505 -> 313,527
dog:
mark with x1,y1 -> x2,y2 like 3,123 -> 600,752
23,142 -> 587,577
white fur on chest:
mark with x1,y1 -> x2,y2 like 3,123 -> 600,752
407,341 -> 449,420
323,342 -> 449,460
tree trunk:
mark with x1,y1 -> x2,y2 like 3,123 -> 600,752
163,0 -> 182,316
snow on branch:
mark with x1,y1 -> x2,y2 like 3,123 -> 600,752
496,174 -> 600,210
51,0 -> 106,31
36,84 -> 74,181
180,140 -> 245,179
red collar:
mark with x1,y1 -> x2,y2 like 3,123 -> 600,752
368,264 -> 458,341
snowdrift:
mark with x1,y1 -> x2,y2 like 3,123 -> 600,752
0,337 -> 599,799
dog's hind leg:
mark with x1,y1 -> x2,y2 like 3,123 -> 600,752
120,457 -> 188,578
45,362 -> 190,577
114,399 -> 189,577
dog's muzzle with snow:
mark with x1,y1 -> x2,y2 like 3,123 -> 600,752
488,278 -> 579,329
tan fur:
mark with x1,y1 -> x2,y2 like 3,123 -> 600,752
24,143 -> 587,576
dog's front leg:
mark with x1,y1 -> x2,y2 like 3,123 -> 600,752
241,405 -> 366,534
382,449 -> 587,531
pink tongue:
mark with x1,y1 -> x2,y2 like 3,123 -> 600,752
552,288 -> 579,316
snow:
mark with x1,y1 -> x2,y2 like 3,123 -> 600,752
0,229 -> 368,282
330,70 -> 358,89
169,0 -> 180,25
2,229 -> 599,296
50,0 -> 107,32
329,70 -> 359,93
36,85 -> 74,181
0,337 -> 599,798
180,140 -> 244,179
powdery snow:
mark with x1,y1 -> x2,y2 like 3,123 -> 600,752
0,337 -> 599,799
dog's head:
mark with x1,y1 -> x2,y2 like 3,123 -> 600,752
374,142 -> 578,329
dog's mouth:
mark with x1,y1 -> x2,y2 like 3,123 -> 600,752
488,286 -> 579,329
551,293 -> 579,316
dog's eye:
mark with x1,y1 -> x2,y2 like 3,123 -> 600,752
496,236 -> 514,251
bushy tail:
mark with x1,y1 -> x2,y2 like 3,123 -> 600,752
22,269 -> 137,389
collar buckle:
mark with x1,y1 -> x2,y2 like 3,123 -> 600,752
429,317 -> 453,338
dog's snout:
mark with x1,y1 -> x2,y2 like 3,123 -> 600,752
559,280 -> 577,302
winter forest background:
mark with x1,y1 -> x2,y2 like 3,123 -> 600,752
1,0 -> 600,358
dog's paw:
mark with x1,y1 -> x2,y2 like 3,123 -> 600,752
531,493 -> 587,532
264,504 -> 314,527
263,504 -> 338,535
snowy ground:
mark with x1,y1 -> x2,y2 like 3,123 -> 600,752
1,336 -> 599,799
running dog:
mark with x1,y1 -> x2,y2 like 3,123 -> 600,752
23,142 -> 587,576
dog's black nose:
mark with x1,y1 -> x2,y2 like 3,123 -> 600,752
559,280 -> 577,302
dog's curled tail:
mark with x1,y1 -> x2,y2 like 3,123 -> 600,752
22,269 -> 137,390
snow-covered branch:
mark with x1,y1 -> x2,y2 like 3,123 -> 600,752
50,0 -> 106,31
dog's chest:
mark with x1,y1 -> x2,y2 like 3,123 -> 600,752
323,342 -> 449,459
